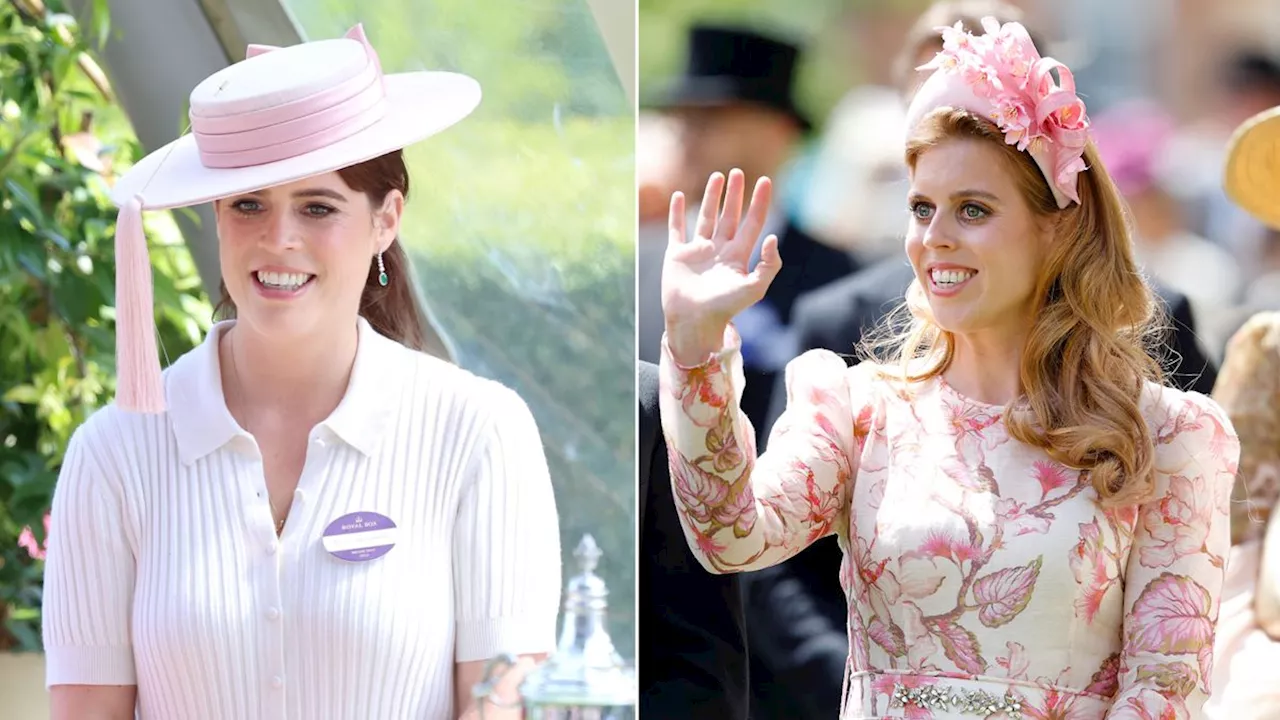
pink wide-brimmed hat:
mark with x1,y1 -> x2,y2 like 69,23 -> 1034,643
110,24 -> 481,414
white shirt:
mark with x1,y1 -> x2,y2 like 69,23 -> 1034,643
42,317 -> 562,720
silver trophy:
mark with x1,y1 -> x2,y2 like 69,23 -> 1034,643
474,535 -> 636,719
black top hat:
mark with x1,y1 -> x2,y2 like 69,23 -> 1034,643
654,24 -> 811,131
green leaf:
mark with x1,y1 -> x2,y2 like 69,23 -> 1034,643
91,0 -> 110,50
3,385 -> 40,404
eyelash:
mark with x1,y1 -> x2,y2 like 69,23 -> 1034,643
230,200 -> 337,218
908,201 -> 991,222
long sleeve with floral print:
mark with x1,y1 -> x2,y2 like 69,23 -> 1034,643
658,330 -> 1239,720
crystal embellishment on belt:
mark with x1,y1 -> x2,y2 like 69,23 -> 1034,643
889,683 -> 1023,719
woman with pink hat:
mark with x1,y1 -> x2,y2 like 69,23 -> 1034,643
656,16 -> 1238,720
41,25 -> 561,720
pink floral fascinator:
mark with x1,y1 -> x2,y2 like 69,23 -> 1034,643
904,17 -> 1091,209
107,24 -> 481,414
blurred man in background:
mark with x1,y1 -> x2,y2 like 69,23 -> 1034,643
636,24 -> 858,411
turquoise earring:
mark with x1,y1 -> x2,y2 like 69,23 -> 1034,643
376,252 -> 388,287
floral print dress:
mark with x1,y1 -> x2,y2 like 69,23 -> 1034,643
658,331 -> 1239,720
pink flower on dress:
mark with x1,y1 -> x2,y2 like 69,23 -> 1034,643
917,529 -> 959,562
997,641 -> 1029,680
996,497 -> 1053,537
1070,519 -> 1117,623
17,514 -> 50,561
676,362 -> 733,428
1022,687 -> 1095,720
901,603 -> 940,672
1107,688 -> 1189,720
1033,460 -> 1072,498
1139,474 -> 1212,568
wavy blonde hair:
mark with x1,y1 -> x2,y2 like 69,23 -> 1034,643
870,108 -> 1165,507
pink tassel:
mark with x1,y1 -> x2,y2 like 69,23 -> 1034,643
114,196 -> 165,413
245,43 -> 279,59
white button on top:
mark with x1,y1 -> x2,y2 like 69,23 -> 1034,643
294,488 -> 306,504
267,607 -> 281,621
271,676 -> 284,689
266,542 -> 278,556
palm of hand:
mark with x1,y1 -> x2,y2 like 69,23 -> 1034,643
661,170 -> 782,329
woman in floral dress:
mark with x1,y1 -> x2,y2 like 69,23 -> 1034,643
656,18 -> 1239,720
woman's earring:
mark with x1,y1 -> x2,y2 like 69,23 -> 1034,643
376,252 -> 389,287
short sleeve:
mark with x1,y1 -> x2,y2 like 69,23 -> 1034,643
42,414 -> 138,687
452,385 -> 562,662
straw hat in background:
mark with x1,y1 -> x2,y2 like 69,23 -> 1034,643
1224,105 -> 1280,231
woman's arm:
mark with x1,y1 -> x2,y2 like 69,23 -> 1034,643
43,414 -> 140,718
452,384 -> 561,718
658,329 -> 863,574
454,654 -> 546,719
1107,393 -> 1239,719
50,686 -> 137,720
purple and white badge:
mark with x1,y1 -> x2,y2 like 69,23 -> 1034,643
322,511 -> 398,562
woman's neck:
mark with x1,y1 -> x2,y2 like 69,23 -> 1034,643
219,319 -> 359,427
943,327 -> 1028,406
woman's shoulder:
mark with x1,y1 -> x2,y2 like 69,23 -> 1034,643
1140,380 -> 1239,463
398,348 -> 534,425
785,348 -> 900,408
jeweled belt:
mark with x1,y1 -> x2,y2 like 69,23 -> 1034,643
889,683 -> 1023,719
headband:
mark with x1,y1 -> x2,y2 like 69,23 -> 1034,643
905,17 -> 1091,208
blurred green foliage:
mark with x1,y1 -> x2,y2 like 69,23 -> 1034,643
284,0 -> 637,658
0,0 -> 211,651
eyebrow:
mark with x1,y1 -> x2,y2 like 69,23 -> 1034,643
908,189 -> 1001,203
291,188 -> 348,202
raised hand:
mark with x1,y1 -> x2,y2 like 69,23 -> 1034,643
661,169 -> 782,366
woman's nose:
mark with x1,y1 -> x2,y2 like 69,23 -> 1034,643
260,211 -> 301,249
921,217 -> 956,250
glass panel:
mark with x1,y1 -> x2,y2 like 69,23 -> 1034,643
280,0 -> 636,658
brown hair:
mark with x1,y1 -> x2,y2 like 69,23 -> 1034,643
882,108 -> 1165,507
893,1 -> 1044,95
213,150 -> 446,356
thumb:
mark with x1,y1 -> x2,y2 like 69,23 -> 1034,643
746,234 -> 782,295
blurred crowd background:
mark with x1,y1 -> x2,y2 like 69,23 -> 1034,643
637,0 -> 1280,717
639,0 -> 1280,367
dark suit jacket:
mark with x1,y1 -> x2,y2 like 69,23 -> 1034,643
638,361 -> 750,719
745,255 -> 1221,718
737,220 -> 861,446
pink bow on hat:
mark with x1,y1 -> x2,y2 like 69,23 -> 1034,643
908,17 -> 1092,208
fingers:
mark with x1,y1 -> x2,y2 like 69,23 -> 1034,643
737,176 -> 773,250
694,172 -> 725,241
747,234 -> 783,297
714,169 -> 746,243
668,191 -> 686,244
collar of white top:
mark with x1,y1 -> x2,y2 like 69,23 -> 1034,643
165,315 -> 402,464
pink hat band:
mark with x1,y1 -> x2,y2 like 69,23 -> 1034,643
189,28 -> 388,169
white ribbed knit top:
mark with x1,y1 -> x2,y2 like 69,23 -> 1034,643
42,317 -> 563,720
